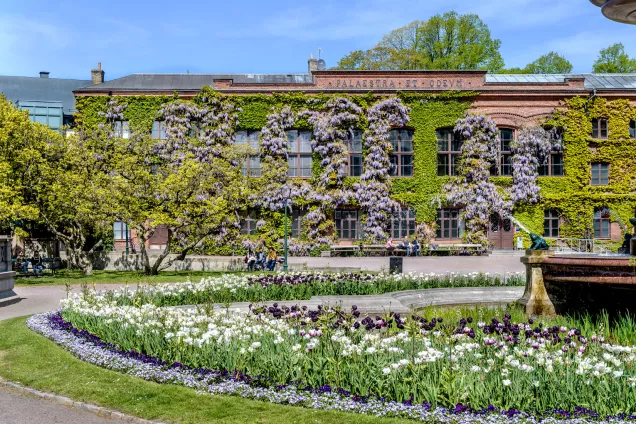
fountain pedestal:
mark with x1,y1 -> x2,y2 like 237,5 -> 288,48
519,250 -> 556,316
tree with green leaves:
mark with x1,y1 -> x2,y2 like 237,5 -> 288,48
525,52 -> 573,74
1,94 -> 110,274
593,43 -> 636,73
105,96 -> 247,275
0,95 -> 41,230
501,52 -> 573,74
335,12 -> 504,72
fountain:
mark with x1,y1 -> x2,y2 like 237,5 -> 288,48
519,216 -> 636,316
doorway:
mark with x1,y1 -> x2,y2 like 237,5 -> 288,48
488,214 -> 515,250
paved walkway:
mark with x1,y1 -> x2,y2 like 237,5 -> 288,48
0,387 -> 116,424
178,286 -> 525,315
1,254 -> 526,320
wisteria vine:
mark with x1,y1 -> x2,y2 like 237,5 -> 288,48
510,127 -> 562,203
355,98 -> 410,242
444,114 -> 511,248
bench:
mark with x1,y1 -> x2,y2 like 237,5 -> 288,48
329,245 -> 360,257
428,243 -> 483,255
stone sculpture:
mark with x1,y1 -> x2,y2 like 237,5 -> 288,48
529,233 -> 549,251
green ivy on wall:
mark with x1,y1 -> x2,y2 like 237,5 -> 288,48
513,96 -> 636,249
74,89 -> 636,253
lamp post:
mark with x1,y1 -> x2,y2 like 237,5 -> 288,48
282,185 -> 292,273
125,223 -> 129,255
284,199 -> 289,273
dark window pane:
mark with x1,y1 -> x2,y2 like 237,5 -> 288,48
630,120 -> 636,138
300,156 -> 312,177
401,155 -> 413,176
451,154 -> 460,176
299,132 -> 312,152
501,155 -> 513,176
551,154 -> 564,176
390,155 -> 399,176
350,155 -> 362,176
600,120 -> 608,138
437,155 -> 449,176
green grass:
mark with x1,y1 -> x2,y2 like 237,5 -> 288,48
13,270 -> 233,286
0,316 -> 412,424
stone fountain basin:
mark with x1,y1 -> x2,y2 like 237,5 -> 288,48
521,251 -> 636,316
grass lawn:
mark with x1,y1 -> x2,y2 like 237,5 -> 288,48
0,316 -> 411,424
13,270 -> 235,286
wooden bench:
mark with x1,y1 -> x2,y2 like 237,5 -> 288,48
428,243 -> 483,255
329,245 -> 360,257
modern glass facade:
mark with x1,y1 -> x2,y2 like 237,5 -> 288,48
16,100 -> 64,131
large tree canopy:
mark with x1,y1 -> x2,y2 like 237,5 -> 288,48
501,52 -> 573,74
335,12 -> 504,72
593,43 -> 636,73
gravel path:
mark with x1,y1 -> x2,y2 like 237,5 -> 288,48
0,387 -> 116,424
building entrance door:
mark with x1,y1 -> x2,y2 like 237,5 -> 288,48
488,214 -> 515,250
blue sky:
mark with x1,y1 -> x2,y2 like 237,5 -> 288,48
1,0 -> 635,80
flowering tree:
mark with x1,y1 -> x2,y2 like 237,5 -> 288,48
302,97 -> 362,243
510,127 -> 561,203
444,114 -> 510,248
355,98 -> 410,242
107,98 -> 246,275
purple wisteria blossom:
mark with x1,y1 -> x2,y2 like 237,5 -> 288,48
444,114 -> 511,248
300,98 -> 362,244
154,97 -> 239,166
354,98 -> 410,242
252,107 -> 313,212
510,127 -> 562,203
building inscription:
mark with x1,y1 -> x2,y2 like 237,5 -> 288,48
325,78 -> 465,90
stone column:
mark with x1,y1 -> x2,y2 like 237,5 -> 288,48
0,235 -> 15,295
519,250 -> 556,316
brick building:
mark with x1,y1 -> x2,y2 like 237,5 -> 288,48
74,60 -> 636,251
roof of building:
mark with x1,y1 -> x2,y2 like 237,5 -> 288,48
0,75 -> 92,114
75,73 -> 313,92
72,72 -> 636,93
486,73 -> 636,90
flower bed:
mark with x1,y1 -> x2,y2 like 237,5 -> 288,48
28,311 -> 636,423
55,279 -> 636,419
97,271 -> 524,307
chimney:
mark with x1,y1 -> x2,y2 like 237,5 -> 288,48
39,71 -> 50,78
308,53 -> 319,73
91,62 -> 105,85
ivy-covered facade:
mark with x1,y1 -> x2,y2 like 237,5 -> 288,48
73,69 -> 636,253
